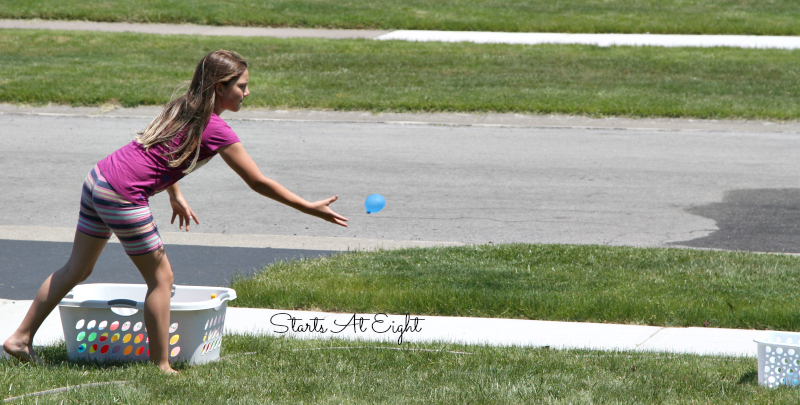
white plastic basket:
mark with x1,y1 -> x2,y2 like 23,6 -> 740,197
58,283 -> 236,365
754,331 -> 800,388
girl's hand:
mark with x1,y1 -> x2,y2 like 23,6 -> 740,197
170,195 -> 200,231
307,196 -> 349,227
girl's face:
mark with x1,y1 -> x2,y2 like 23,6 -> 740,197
215,68 -> 250,114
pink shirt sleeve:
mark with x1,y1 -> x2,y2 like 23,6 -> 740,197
202,113 -> 240,151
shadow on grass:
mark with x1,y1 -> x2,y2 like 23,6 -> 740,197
738,370 -> 758,385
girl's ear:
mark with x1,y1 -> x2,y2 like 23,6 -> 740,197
215,82 -> 224,97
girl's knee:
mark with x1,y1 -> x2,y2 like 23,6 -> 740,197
60,262 -> 93,283
158,267 -> 174,285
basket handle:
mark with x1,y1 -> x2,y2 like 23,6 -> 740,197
108,299 -> 138,307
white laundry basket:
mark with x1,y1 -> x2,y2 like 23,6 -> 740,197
59,283 -> 236,365
754,331 -> 800,388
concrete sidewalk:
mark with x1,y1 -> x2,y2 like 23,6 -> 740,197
3,19 -> 800,49
0,299 -> 765,358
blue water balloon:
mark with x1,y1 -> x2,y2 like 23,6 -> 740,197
365,194 -> 386,214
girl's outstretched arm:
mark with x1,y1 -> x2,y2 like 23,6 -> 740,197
218,142 -> 349,227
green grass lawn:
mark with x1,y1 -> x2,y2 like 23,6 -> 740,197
2,335 -> 795,404
3,29 -> 800,120
2,0 -> 800,35
232,244 -> 800,331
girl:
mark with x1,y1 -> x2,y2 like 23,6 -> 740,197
2,50 -> 348,373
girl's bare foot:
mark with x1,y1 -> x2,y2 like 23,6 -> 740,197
3,338 -> 43,364
158,363 -> 178,374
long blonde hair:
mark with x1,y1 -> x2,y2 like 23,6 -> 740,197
137,50 -> 248,173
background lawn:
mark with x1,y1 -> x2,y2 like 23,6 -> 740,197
2,0 -> 800,35
3,29 -> 800,119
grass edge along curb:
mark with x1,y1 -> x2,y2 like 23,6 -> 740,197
230,244 -> 800,332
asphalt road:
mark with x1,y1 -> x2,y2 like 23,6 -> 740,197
3,110 -> 800,297
0,240 -> 329,300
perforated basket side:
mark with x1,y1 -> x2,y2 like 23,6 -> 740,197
755,332 -> 800,388
58,303 -> 229,365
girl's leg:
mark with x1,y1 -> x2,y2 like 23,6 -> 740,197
3,231 -> 108,362
128,247 -> 176,374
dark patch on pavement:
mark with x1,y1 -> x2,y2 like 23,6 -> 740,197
0,240 -> 332,300
672,189 -> 800,253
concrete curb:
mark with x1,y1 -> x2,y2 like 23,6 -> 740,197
3,103 -> 800,133
379,30 -> 800,50
0,19 -> 389,39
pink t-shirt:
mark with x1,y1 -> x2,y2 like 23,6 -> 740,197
97,113 -> 240,205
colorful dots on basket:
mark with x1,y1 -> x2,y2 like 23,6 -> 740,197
89,344 -> 98,354
134,334 -> 144,344
133,322 -> 143,332
136,346 -> 145,356
98,320 -> 107,330
112,345 -> 122,355
169,323 -> 179,333
124,346 -> 133,355
78,343 -> 87,353
75,319 -> 85,329
122,321 -> 131,331
170,335 -> 180,345
111,333 -> 120,343
147,349 -> 150,357
99,333 -> 108,343
87,320 -> 96,330
100,345 -> 109,354
88,332 -> 97,342
171,347 -> 181,357
123,334 -> 131,343
110,321 -> 119,331
77,331 -> 86,341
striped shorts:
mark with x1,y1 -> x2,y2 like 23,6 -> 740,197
77,165 -> 163,256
